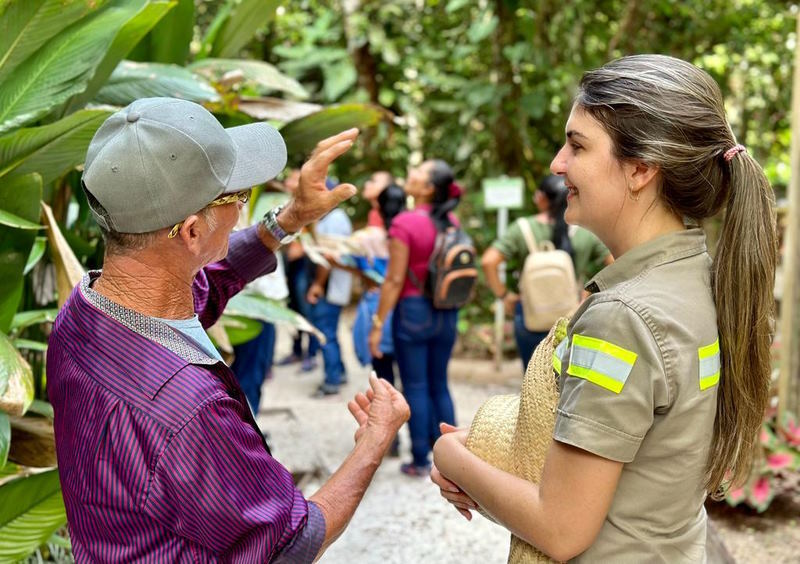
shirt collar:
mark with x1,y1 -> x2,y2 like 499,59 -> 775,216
80,271 -> 218,367
586,228 -> 708,293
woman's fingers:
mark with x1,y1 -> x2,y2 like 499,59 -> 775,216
456,507 -> 473,521
440,489 -> 478,509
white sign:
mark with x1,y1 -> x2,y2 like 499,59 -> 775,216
483,177 -> 524,210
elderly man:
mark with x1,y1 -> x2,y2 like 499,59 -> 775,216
47,98 -> 409,562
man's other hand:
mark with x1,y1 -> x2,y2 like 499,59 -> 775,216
277,129 -> 360,233
347,373 -> 409,448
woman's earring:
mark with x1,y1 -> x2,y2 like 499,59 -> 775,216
628,187 -> 640,202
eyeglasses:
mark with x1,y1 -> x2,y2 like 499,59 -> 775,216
167,189 -> 251,239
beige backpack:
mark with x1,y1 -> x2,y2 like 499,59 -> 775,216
516,218 -> 579,331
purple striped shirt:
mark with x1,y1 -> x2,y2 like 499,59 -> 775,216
47,226 -> 325,563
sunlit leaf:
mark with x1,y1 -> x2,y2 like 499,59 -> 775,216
0,332 -> 34,417
224,292 -> 325,344
94,60 -> 220,106
0,469 -> 66,563
201,0 -> 280,59
128,0 -> 193,65
237,96 -> 321,123
217,315 -> 263,347
23,237 -> 46,276
41,203 -> 85,307
0,209 -> 41,230
0,173 -> 41,333
10,310 -> 58,333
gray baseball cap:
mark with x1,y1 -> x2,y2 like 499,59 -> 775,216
82,97 -> 287,233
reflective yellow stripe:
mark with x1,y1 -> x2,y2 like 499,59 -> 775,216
552,352 -> 562,375
567,334 -> 638,394
698,339 -> 721,390
571,334 -> 638,365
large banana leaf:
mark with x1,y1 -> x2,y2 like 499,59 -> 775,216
279,104 -> 389,160
218,315 -> 264,347
0,173 -> 42,333
42,203 -> 85,308
0,1 -> 168,135
0,109 -> 111,184
0,469 -> 67,563
128,0 -> 193,65
0,413 -> 8,469
189,59 -> 309,100
224,293 -> 325,344
94,61 -> 220,106
0,332 -> 34,418
0,0 -> 107,83
63,0 -> 177,114
199,0 -> 280,59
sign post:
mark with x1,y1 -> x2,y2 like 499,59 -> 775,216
483,177 -> 525,371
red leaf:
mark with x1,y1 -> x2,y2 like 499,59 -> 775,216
766,452 -> 794,472
747,476 -> 776,512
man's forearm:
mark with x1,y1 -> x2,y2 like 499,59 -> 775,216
309,429 -> 389,559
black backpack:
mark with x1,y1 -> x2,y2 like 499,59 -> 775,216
409,224 -> 478,309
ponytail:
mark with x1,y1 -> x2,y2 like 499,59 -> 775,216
707,153 -> 777,494
427,159 -> 457,232
539,175 -> 574,258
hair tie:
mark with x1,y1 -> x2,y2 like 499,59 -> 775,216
449,182 -> 463,199
723,144 -> 746,162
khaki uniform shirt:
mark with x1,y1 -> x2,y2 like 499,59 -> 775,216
553,229 -> 720,563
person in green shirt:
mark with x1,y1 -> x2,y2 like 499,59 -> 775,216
482,175 -> 612,368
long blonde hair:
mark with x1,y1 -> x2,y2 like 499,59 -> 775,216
576,54 -> 777,495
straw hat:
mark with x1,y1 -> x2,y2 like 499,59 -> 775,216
466,318 -> 569,563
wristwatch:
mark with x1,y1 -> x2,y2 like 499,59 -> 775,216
261,204 -> 300,245
371,313 -> 383,330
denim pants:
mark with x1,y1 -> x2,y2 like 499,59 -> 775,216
312,298 -> 345,387
513,302 -> 549,371
392,296 -> 458,467
287,257 -> 320,358
231,321 -> 276,414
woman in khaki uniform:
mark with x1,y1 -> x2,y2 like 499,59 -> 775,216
431,54 -> 777,561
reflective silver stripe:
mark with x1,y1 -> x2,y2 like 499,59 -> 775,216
699,355 -> 720,380
569,345 -> 634,388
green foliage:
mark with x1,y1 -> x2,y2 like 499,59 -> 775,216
189,58 -> 309,98
199,0 -> 281,59
95,60 -> 221,105
0,469 -> 67,563
0,174 -> 42,333
129,0 -> 194,64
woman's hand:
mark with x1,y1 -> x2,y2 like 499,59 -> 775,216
307,281 -> 324,305
368,326 -> 383,359
431,423 -> 478,520
503,291 -> 520,316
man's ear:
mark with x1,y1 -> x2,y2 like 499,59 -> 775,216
627,160 -> 660,196
177,214 -> 204,253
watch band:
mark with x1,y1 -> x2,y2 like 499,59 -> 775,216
261,204 -> 299,245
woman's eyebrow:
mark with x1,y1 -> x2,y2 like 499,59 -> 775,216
566,130 -> 589,140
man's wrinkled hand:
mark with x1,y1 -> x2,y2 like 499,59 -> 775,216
347,373 -> 409,449
277,129 -> 360,233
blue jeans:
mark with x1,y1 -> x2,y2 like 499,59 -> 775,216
513,302 -> 548,370
392,296 -> 458,467
312,298 -> 344,387
231,321 -> 276,414
287,257 -> 320,358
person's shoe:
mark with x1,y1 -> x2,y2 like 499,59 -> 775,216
300,358 -> 318,372
277,353 -> 301,366
311,383 -> 339,398
400,462 -> 431,477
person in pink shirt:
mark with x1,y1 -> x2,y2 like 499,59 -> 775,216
369,159 -> 462,476
363,170 -> 395,228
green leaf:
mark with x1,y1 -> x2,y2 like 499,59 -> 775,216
10,310 -> 59,333
218,315 -> 264,346
23,237 -> 46,276
0,461 -> 20,484
0,109 -> 111,185
445,0 -> 471,13
189,58 -> 309,99
0,0 -> 107,83
0,413 -> 8,469
63,0 -> 178,114
0,1 -> 166,134
279,104 -> 387,161
130,0 -> 193,64
224,292 -> 325,343
94,60 -> 220,106
0,173 -> 41,333
26,399 -> 54,419
0,469 -> 67,563
0,209 -> 41,230
206,0 -> 280,59
11,339 -> 47,353
0,332 -> 34,417
322,60 -> 358,102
